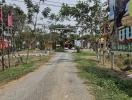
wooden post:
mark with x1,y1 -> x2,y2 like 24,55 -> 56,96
103,50 -> 105,65
97,50 -> 100,62
100,49 -> 103,63
7,28 -> 10,68
111,52 -> 114,70
7,48 -> 11,68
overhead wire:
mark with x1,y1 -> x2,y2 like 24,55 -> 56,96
10,0 -> 76,25
11,0 -> 75,7
46,0 -> 75,6
40,2 -> 62,7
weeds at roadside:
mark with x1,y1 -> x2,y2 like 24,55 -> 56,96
74,51 -> 132,100
0,54 -> 53,86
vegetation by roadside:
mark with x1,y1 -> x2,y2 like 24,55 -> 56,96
112,54 -> 132,73
0,53 -> 54,86
74,51 -> 132,100
55,48 -> 65,52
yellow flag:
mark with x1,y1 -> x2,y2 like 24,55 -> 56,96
130,0 -> 132,16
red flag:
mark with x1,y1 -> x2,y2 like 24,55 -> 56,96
0,6 -> 3,22
8,10 -> 13,29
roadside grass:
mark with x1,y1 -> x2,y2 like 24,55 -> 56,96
75,51 -> 96,57
74,51 -> 132,100
0,54 -> 53,86
55,48 -> 65,52
105,53 -> 132,73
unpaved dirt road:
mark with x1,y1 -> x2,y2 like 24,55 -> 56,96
0,52 -> 93,100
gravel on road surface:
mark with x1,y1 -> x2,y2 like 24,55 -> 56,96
0,52 -> 94,100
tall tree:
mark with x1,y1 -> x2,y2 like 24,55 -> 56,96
60,0 -> 101,35
24,0 -> 41,63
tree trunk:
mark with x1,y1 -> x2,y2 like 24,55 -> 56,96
26,40 -> 30,64
7,48 -> 11,68
1,49 -> 5,70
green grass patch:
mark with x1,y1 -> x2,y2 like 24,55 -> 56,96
0,63 -> 34,82
75,51 -> 96,57
55,48 -> 65,52
74,52 -> 132,100
0,54 -> 52,86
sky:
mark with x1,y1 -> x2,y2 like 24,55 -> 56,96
7,0 -> 77,13
5,0 -> 105,30
6,0 -> 77,26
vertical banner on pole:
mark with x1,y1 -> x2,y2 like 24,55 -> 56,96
8,10 -> 12,29
130,0 -> 132,16
0,6 -> 3,22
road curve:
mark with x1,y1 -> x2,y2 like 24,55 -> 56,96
0,52 -> 93,100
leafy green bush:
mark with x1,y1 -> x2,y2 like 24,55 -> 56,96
123,59 -> 131,65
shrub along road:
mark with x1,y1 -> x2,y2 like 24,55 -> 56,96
0,52 -> 93,100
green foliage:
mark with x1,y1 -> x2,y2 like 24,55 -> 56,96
81,34 -> 100,42
50,13 -> 56,20
24,0 -> 34,23
68,34 -> 79,40
24,0 -> 34,8
55,48 -> 65,52
123,59 -> 131,66
123,54 -> 132,66
74,52 -> 132,100
75,51 -> 96,56
0,62 -> 35,84
67,34 -> 79,46
42,7 -> 51,18
0,55 -> 51,85
49,13 -> 60,21
33,4 -> 39,13
60,0 -> 101,34
49,24 -> 65,31
49,24 -> 76,48
60,3 -> 71,17
75,46 -> 80,53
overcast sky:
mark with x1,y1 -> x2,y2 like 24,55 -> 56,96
6,0 -> 106,28
6,0 -> 78,27
7,0 -> 77,16
7,0 -> 77,13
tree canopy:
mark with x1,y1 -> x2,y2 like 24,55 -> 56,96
60,0 -> 101,34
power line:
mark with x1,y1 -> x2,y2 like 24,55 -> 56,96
11,0 -> 75,6
10,0 -> 65,8
36,0 -> 75,6
40,3 -> 62,7
46,0 -> 75,6
47,0 -> 66,4
10,0 -> 62,8
12,0 -> 36,3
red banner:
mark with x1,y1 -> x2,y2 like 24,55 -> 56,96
0,6 -> 3,22
8,10 -> 12,29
